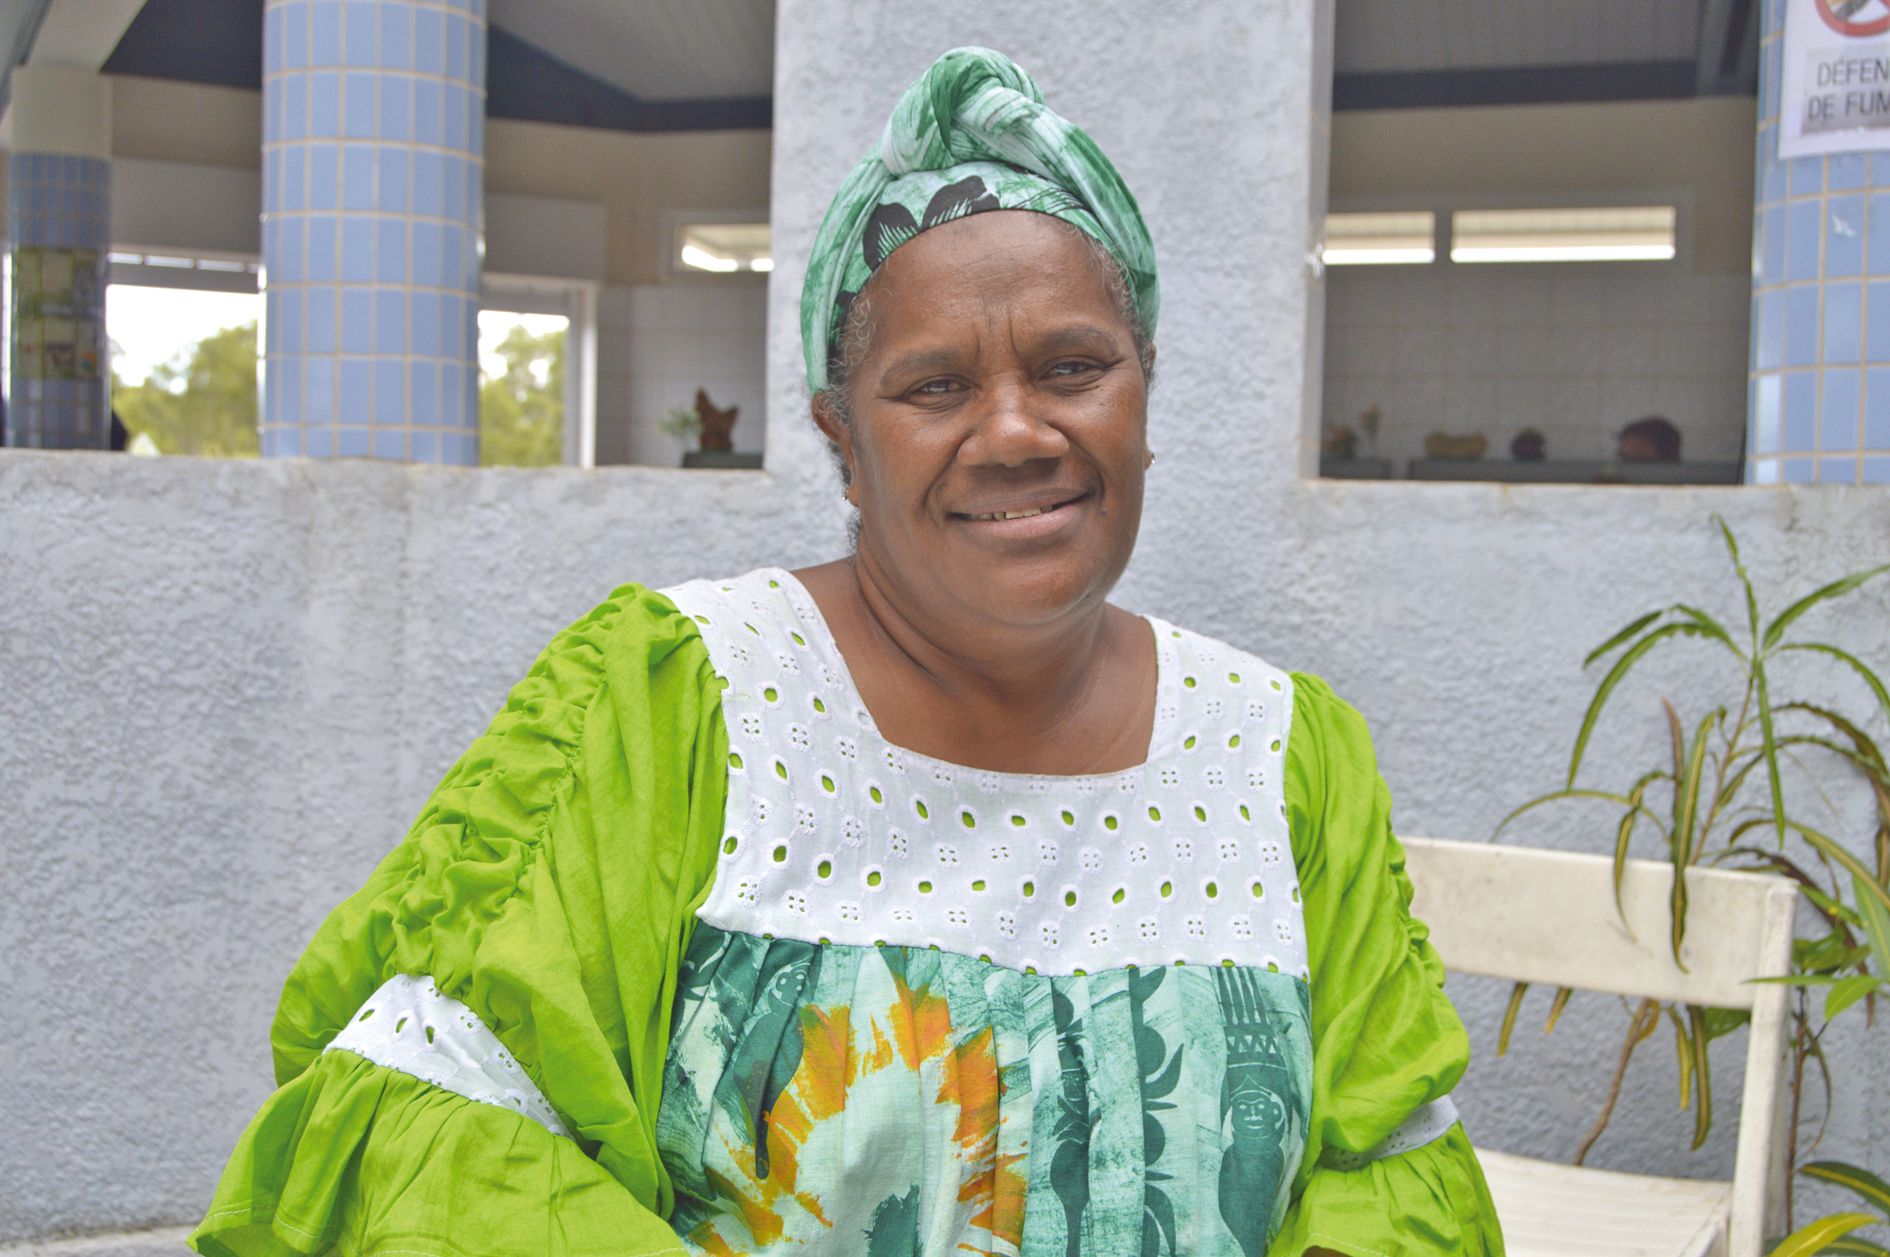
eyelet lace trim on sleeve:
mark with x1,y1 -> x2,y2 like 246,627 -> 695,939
1324,1095 -> 1460,1171
323,973 -> 571,1138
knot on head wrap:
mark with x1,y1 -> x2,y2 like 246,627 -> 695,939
800,46 -> 1159,392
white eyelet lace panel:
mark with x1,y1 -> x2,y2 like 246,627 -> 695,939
661,567 -> 1308,980
1324,1096 -> 1461,1171
323,973 -> 571,1139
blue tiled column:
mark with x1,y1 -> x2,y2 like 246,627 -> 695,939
4,66 -> 112,450
261,0 -> 486,464
1749,0 -> 1890,485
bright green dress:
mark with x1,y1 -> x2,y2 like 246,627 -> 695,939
189,570 -> 1502,1256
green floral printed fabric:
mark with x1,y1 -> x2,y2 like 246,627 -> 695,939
656,925 -> 1313,1256
800,46 -> 1159,391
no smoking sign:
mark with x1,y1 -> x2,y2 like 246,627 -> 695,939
1817,0 -> 1890,38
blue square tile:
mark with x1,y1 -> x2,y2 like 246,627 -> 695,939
375,218 -> 406,285
264,79 -> 281,144
337,424 -> 369,457
1866,456 -> 1890,482
412,291 -> 440,357
1786,285 -> 1821,365
310,70 -> 340,136
1821,369 -> 1861,450
415,5 -> 443,73
307,216 -> 337,280
307,425 -> 334,457
411,428 -> 437,463
1870,195 -> 1890,274
413,79 -> 442,145
275,286 -> 304,347
1762,204 -> 1786,283
413,150 -> 443,215
444,83 -> 469,152
1873,153 -> 1890,184
1816,456 -> 1857,483
344,72 -> 375,139
446,12 -> 469,82
1866,368 -> 1890,447
412,220 -> 441,286
307,288 -> 336,353
1824,282 -> 1862,362
1788,200 -> 1822,281
442,362 -> 464,427
411,360 -> 440,423
1831,153 -> 1868,189
307,357 -> 335,424
377,147 -> 407,211
442,155 -> 467,221
341,217 -> 373,282
310,0 -> 340,65
260,424 -> 282,455
1790,157 -> 1824,196
341,288 -> 373,353
1782,456 -> 1816,482
343,1 -> 376,64
342,143 -> 373,210
282,149 -> 305,211
1869,283 -> 1890,361
374,426 -> 406,460
379,4 -> 410,68
1783,373 -> 1817,450
1826,196 -> 1864,277
274,355 -> 302,410
281,74 -> 307,140
375,288 -> 405,352
376,359 -> 404,421
1753,374 -> 1782,453
309,143 -> 338,209
379,74 -> 410,140
340,358 -> 372,416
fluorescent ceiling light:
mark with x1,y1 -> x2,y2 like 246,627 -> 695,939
1450,206 -> 1676,264
1323,212 -> 1435,266
751,256 -> 774,272
678,222 -> 771,273
680,242 -> 739,273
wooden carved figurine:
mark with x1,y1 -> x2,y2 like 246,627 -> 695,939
695,387 -> 739,451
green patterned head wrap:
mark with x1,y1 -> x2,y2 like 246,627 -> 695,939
800,46 -> 1159,393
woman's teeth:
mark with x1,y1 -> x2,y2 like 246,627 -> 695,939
969,503 -> 1060,521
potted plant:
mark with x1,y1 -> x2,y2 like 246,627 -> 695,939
1497,516 -> 1890,1253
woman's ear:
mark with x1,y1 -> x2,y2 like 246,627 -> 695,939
811,392 -> 861,507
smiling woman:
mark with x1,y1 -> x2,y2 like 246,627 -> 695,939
191,47 -> 1503,1257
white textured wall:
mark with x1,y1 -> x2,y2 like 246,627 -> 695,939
4,0 -> 1888,1248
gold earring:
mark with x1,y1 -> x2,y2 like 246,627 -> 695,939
1146,450 -> 1156,466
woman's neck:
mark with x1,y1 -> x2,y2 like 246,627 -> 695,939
788,553 -> 1157,775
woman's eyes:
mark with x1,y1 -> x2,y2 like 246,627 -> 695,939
903,361 -> 1102,398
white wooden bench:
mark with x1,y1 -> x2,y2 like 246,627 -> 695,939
1401,837 -> 1799,1257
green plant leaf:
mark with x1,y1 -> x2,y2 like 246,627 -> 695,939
1854,871 -> 1890,982
1498,982 -> 1528,1055
1615,768 -> 1668,923
1788,819 -> 1890,919
1668,1005 -> 1694,1110
1765,1213 -> 1881,1256
1755,656 -> 1786,848
1569,623 -> 1722,787
1825,973 -> 1883,1021
1584,608 -> 1666,668
1687,1003 -> 1712,1149
1668,709 -> 1718,965
1544,986 -> 1572,1035
1763,562 -> 1890,651
1699,1005 -> 1751,1041
1494,787 -> 1670,842
1777,642 -> 1890,731
1713,514 -> 1761,647
1822,1238 -> 1890,1257
1671,602 -> 1748,660
1802,1161 -> 1890,1218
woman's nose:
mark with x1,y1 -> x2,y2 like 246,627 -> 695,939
960,378 -> 1070,467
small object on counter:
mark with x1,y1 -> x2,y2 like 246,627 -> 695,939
1616,414 -> 1680,463
1423,431 -> 1487,461
1321,423 -> 1359,460
1510,428 -> 1546,462
1357,403 -> 1383,457
695,387 -> 740,451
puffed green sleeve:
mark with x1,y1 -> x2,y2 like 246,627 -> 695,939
190,584 -> 728,1257
1267,672 -> 1504,1256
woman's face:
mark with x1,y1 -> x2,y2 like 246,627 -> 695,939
815,210 -> 1151,629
